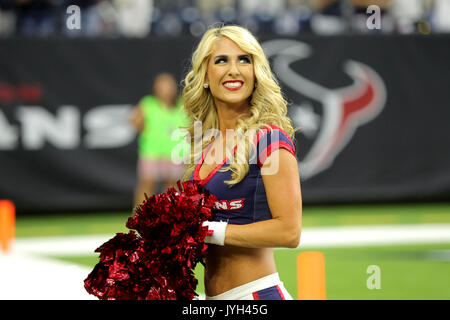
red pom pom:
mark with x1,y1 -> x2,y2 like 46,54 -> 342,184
84,180 -> 217,300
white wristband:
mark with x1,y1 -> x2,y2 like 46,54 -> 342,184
202,221 -> 228,246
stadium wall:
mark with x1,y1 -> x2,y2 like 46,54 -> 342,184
1,35 -> 449,213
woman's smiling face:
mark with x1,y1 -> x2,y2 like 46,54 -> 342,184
205,37 -> 255,107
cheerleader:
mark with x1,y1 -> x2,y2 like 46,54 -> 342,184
181,25 -> 302,300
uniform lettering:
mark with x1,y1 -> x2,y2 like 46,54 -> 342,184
215,199 -> 245,211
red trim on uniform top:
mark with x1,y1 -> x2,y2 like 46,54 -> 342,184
198,142 -> 215,171
257,141 -> 297,168
275,285 -> 286,300
194,142 -> 238,187
252,125 -> 271,147
253,124 -> 295,147
271,124 -> 296,150
253,125 -> 296,166
193,141 -> 216,184
252,292 -> 260,300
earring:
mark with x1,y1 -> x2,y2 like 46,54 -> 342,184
203,83 -> 209,89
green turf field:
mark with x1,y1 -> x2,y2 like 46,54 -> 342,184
15,203 -> 450,300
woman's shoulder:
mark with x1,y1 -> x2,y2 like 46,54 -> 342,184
139,95 -> 159,108
254,124 -> 293,143
176,97 -> 184,106
251,124 -> 296,167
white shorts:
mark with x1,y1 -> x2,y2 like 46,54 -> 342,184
205,273 -> 293,300
137,158 -> 185,181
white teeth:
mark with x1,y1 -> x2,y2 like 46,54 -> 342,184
223,82 -> 243,88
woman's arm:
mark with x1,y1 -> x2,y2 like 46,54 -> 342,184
224,148 -> 302,248
130,104 -> 145,133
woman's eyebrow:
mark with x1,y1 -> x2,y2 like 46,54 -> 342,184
213,54 -> 251,59
214,54 -> 228,59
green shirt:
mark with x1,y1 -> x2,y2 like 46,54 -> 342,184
138,95 -> 190,161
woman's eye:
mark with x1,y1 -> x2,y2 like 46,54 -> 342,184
240,57 -> 251,63
214,56 -> 251,64
215,58 -> 227,64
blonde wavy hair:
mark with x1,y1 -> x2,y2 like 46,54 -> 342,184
181,24 -> 297,186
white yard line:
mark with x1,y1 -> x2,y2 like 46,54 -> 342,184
1,223 -> 449,300
9,223 -> 450,257
0,252 -> 96,300
293,223 -> 450,249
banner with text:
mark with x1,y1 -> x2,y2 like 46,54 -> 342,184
1,35 -> 449,213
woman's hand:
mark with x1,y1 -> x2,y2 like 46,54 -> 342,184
130,105 -> 145,133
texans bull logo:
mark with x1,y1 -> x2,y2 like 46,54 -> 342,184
262,39 -> 387,180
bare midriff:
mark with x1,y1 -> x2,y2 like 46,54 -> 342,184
204,245 -> 277,296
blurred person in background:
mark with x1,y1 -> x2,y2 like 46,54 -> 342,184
130,72 -> 190,209
13,0 -> 58,36
61,0 -> 97,36
431,0 -> 450,32
309,0 -> 347,34
350,0 -> 393,33
113,0 -> 153,37
61,0 -> 119,37
237,0 -> 285,34
390,0 -> 435,33
309,0 -> 394,34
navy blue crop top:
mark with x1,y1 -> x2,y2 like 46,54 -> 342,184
189,124 -> 296,225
